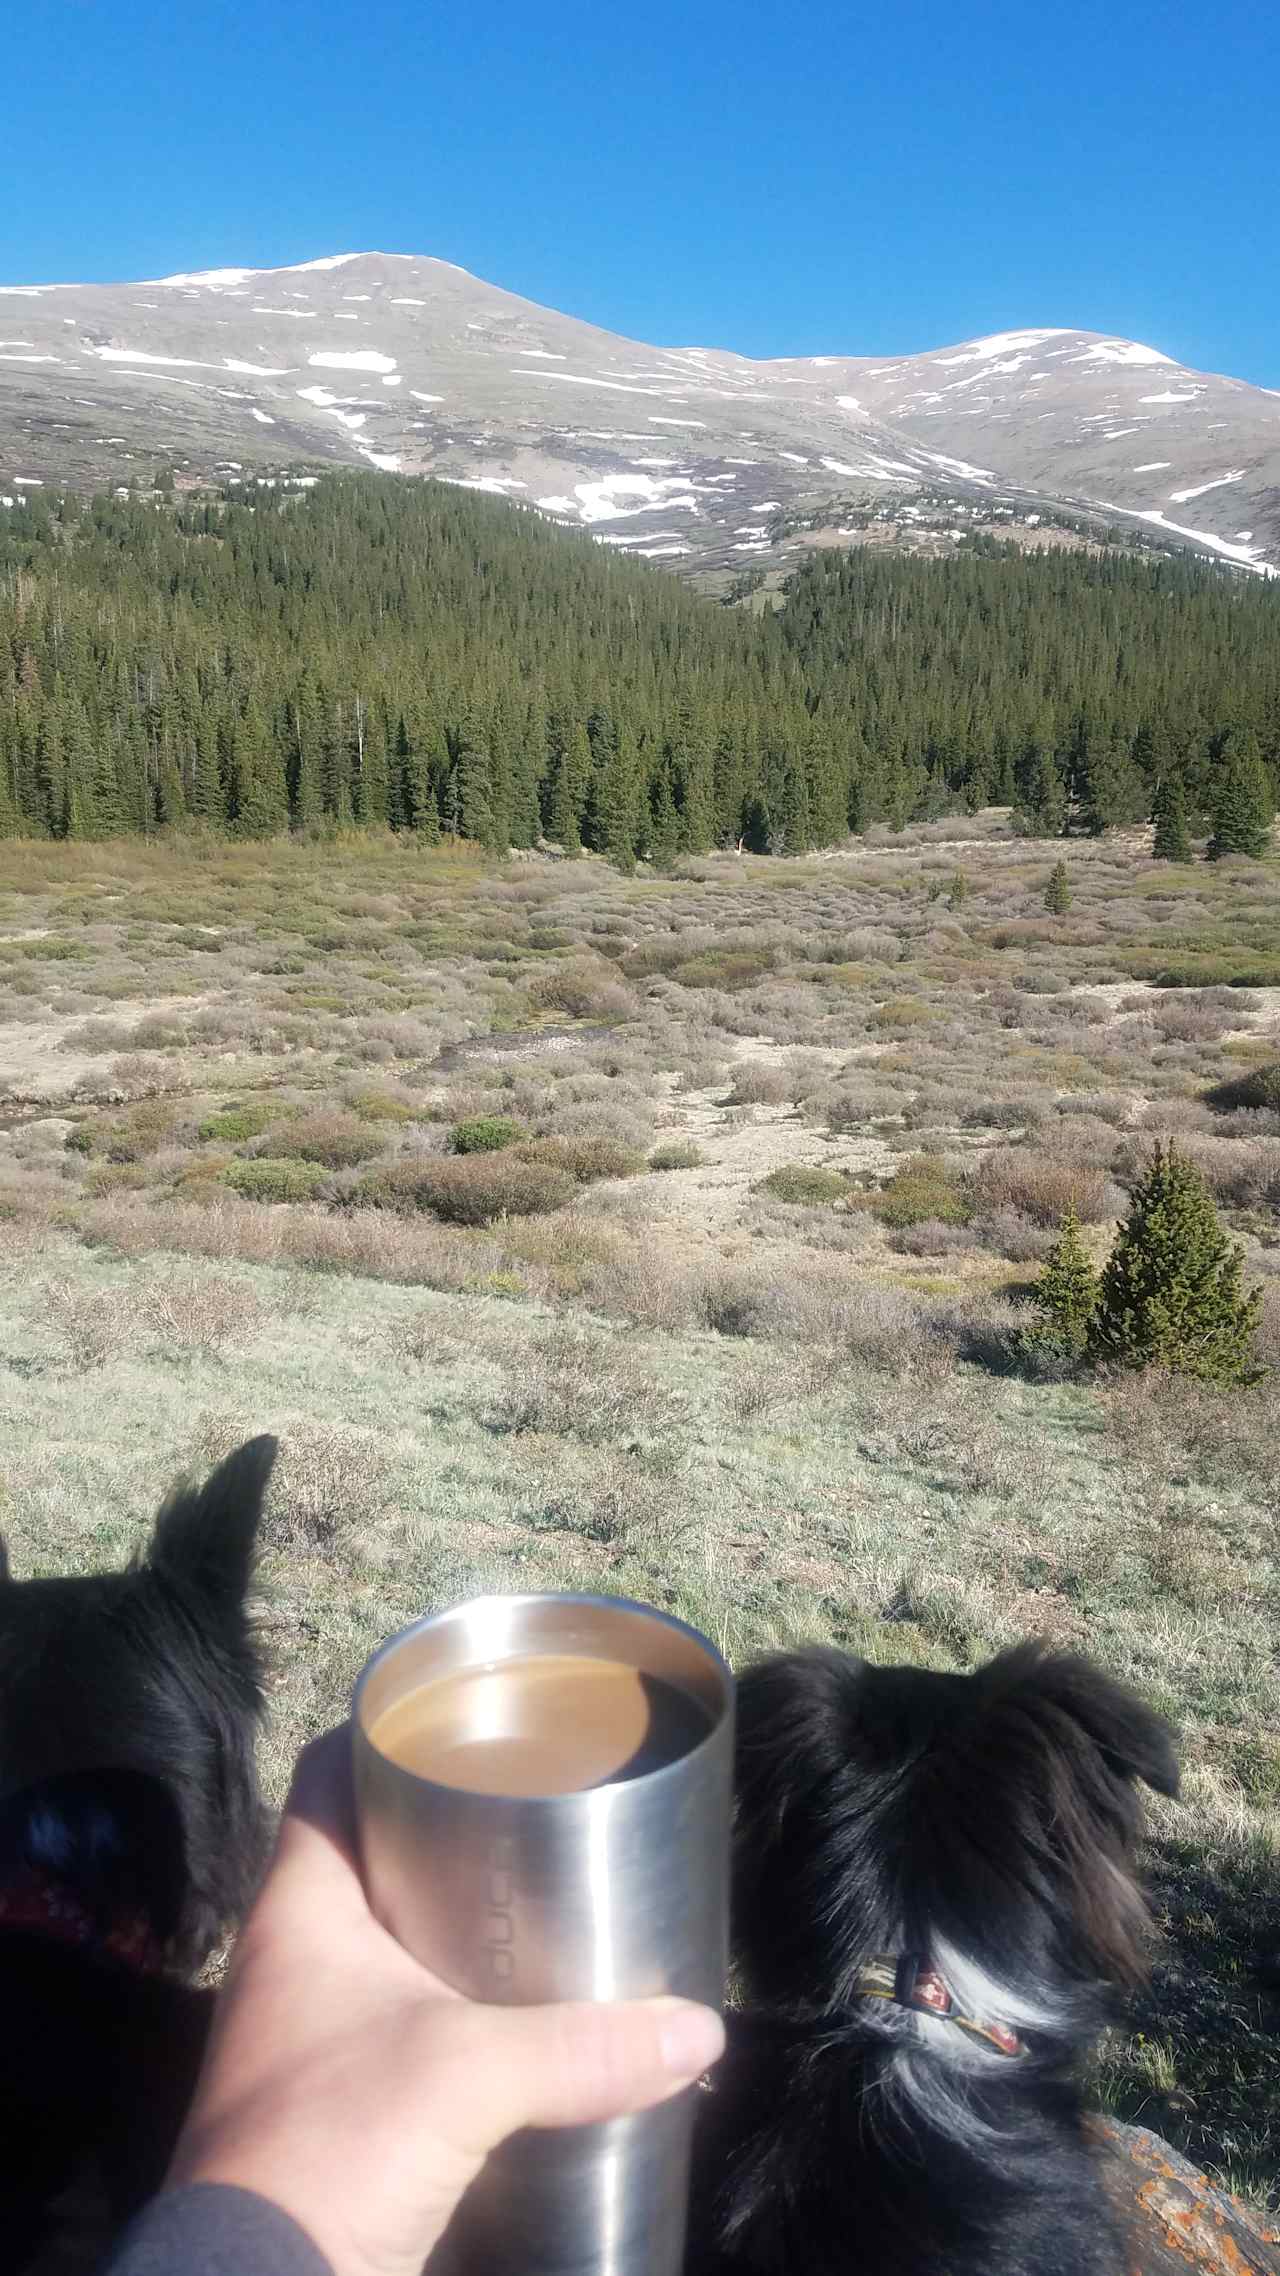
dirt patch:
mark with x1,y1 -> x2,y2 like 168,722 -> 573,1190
622,1040 -> 892,1248
430,1023 -> 620,1074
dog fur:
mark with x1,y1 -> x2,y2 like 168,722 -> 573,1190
0,1436 -> 276,2270
688,1641 -> 1179,2276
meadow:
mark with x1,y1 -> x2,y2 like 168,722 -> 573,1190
0,816 -> 1277,2206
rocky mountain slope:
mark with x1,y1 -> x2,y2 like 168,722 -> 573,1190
2,252 -> 1276,579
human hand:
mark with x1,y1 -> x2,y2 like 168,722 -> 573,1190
168,1727 -> 725,2276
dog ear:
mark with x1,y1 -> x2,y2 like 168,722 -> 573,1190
0,1536 -> 9,1584
147,1435 -> 278,1617
991,1644 -> 1179,1800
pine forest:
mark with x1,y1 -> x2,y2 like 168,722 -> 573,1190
1,474 -> 1278,854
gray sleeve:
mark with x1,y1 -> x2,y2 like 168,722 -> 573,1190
103,2184 -> 333,2276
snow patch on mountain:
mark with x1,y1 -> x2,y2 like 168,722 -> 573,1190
1103,503 -> 1275,574
307,349 -> 397,373
1167,469 -> 1244,503
933,330 -> 1072,368
1072,340 -> 1174,367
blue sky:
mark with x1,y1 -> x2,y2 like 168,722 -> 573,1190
7,0 -> 1278,386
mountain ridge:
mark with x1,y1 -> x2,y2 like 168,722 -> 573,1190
2,251 -> 1277,579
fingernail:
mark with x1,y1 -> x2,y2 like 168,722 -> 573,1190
657,2001 -> 726,2080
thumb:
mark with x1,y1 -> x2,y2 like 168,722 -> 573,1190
446,1997 -> 725,2148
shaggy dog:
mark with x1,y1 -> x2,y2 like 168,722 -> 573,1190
0,1436 -> 276,2270
689,1641 -> 1179,2276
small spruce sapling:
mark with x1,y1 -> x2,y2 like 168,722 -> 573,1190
1044,860 -> 1072,915
1028,1208 -> 1100,1365
1090,1143 -> 1263,1385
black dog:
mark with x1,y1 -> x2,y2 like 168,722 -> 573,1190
689,1641 -> 1179,2276
0,1435 -> 276,2271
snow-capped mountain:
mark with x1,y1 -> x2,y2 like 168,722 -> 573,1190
1,253 -> 1276,578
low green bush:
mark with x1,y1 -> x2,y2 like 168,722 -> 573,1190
670,947 -> 776,991
198,1103 -> 274,1144
863,1154 -> 973,1229
361,1154 -> 575,1225
220,1158 -> 330,1203
67,1098 -> 178,1163
270,1111 -> 384,1168
649,1142 -> 705,1171
516,1135 -> 645,1184
450,1114 -> 528,1155
346,1088 -> 415,1124
759,1164 -> 852,1206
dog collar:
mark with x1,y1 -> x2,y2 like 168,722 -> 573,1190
856,1953 -> 1026,2058
0,1865 -> 166,1975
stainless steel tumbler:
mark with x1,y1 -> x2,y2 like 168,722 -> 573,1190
351,1592 -> 734,2276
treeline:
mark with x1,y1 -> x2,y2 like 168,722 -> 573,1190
0,474 -> 1277,855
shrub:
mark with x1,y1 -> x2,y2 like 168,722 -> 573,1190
864,1154 -> 972,1229
670,947 -> 776,991
759,1164 -> 852,1206
871,996 -> 937,1030
140,1269 -> 264,1357
1205,1062 -> 1280,1115
271,1111 -> 384,1168
450,1114 -> 527,1154
361,1154 -> 575,1225
198,1103 -> 274,1144
345,1087 -> 415,1124
728,1062 -> 794,1106
1150,1002 -> 1233,1045
40,1278 -> 136,1369
529,963 -> 639,1022
220,1159 -> 330,1204
972,1149 -> 1117,1227
649,1142 -> 705,1171
968,1208 -> 1055,1263
487,1327 -> 681,1444
892,1219 -> 979,1258
1090,1144 -> 1264,1385
68,1098 -> 178,1163
515,1135 -> 645,1184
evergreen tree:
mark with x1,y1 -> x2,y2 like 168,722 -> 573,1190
946,870 -> 968,910
1082,733 -> 1147,835
1013,743 -> 1067,837
190,717 -> 223,823
646,767 -> 681,865
594,726 -> 642,871
231,704 -> 288,837
1044,860 -> 1072,914
456,741 -> 496,849
1207,728 -> 1273,860
1028,1209 -> 1100,1364
1090,1144 -> 1263,1385
1150,774 -> 1192,861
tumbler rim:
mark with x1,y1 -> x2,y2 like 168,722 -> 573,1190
352,1590 -> 733,1805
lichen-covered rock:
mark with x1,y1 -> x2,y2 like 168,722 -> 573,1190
1093,2118 -> 1280,2274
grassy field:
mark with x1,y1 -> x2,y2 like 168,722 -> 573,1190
0,817 -> 1277,2206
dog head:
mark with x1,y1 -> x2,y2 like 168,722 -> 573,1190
731,1641 -> 1177,2090
0,1436 -> 277,1971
